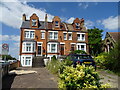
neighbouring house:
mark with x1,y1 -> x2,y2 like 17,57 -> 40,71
103,32 -> 120,52
19,13 -> 89,67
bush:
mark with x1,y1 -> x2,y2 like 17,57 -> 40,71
46,59 -> 61,74
71,50 -> 87,54
46,58 -> 73,74
94,52 -> 108,69
58,64 -> 111,89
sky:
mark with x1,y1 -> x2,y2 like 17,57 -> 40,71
0,0 -> 119,59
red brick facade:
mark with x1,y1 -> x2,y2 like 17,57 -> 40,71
19,13 -> 89,66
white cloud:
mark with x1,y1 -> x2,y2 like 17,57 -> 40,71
66,17 -> 75,24
78,3 -> 89,9
99,16 -> 118,30
0,35 -> 20,41
0,0 -> 54,29
85,20 -> 94,28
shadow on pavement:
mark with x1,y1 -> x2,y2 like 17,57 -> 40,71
2,74 -> 16,89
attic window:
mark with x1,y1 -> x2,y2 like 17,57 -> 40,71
55,21 -> 59,27
32,19 -> 37,26
75,23 -> 80,29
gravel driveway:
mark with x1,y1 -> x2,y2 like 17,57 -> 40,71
2,67 -> 58,89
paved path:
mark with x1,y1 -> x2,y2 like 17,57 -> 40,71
97,69 -> 119,88
2,67 -> 58,89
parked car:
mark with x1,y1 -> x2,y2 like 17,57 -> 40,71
67,54 -> 96,70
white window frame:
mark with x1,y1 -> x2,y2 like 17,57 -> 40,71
75,23 -> 80,29
24,30 -> 35,39
22,42 -> 36,53
63,32 -> 67,40
68,32 -> 72,40
21,55 -> 33,66
48,31 -> 58,40
41,32 -> 45,39
47,42 -> 58,53
32,19 -> 37,26
77,33 -> 85,41
76,43 -> 86,52
55,21 -> 59,27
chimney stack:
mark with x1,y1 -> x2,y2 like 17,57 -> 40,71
22,14 -> 26,21
45,14 -> 48,29
45,14 -> 47,22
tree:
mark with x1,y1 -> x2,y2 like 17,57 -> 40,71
106,40 -> 120,72
2,55 -> 16,60
88,27 -> 103,56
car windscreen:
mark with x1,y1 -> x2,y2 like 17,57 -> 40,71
73,55 -> 92,59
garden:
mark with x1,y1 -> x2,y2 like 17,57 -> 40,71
46,54 -> 111,89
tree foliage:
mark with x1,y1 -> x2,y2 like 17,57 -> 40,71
88,27 -> 103,56
71,50 -> 87,54
2,55 -> 16,60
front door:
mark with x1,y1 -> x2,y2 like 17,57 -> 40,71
37,43 -> 42,56
60,44 -> 64,55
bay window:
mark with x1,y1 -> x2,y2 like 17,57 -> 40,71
22,42 -> 35,53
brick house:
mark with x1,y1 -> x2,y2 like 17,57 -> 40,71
19,13 -> 89,67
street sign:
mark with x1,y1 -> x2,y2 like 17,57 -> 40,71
2,43 -> 9,55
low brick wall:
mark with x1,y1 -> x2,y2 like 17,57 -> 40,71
9,60 -> 20,71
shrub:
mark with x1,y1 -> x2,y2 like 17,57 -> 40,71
94,52 -> 108,69
71,50 -> 87,54
58,64 -> 111,89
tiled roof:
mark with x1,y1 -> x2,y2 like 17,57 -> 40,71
20,20 -> 87,32
21,20 -> 45,29
109,32 -> 120,42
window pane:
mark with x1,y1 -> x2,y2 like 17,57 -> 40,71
81,45 -> 84,51
64,33 -> 67,40
32,19 -> 37,26
54,32 -> 58,39
49,32 -> 52,39
55,21 -> 59,26
41,32 -> 45,39
25,31 -> 29,38
82,34 -> 85,40
26,43 -> 31,51
51,44 -> 56,52
30,31 -> 34,38
68,33 -> 72,40
77,34 -> 80,40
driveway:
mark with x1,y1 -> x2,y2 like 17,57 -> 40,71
2,67 -> 58,89
97,69 -> 119,88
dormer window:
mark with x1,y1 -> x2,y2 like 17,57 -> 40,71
32,19 -> 37,26
75,23 -> 80,29
55,21 -> 59,27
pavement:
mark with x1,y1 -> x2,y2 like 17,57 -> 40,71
2,67 -> 119,89
2,67 -> 58,89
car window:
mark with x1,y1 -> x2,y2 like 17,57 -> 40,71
74,55 -> 92,59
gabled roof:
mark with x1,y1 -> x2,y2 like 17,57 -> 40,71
20,20 -> 87,32
108,32 -> 120,42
